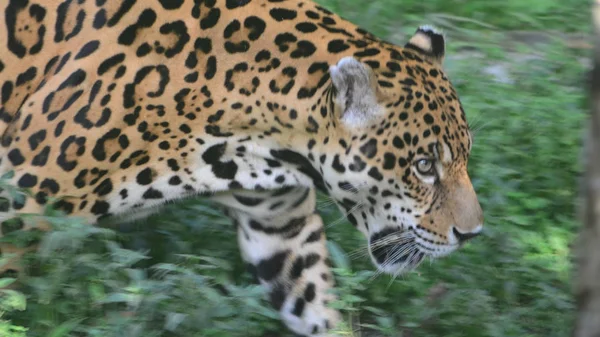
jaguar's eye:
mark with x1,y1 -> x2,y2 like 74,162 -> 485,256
415,159 -> 435,175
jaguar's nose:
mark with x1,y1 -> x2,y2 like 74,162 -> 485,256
452,225 -> 482,244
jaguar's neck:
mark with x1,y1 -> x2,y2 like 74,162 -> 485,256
208,75 -> 341,192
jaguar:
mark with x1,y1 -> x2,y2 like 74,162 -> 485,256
0,0 -> 484,335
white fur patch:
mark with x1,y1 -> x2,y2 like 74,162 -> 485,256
330,57 -> 384,129
419,24 -> 444,36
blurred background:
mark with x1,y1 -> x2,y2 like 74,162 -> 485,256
1,0 -> 591,336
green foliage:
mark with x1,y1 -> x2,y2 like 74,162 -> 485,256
0,277 -> 27,337
317,0 -> 589,36
6,207 -> 280,337
3,0 -> 590,336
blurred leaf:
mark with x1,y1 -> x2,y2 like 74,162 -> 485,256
327,240 -> 351,271
47,318 -> 83,337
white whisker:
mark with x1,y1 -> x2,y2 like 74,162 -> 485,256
325,201 -> 365,228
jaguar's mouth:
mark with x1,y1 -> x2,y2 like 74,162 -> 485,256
368,227 -> 427,273
370,242 -> 426,272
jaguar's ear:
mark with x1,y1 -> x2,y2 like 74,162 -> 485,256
405,25 -> 446,66
330,57 -> 382,128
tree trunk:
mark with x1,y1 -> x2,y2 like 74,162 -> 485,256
573,1 -> 600,336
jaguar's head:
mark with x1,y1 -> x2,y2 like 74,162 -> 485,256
324,26 -> 483,274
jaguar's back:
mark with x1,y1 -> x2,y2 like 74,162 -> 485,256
0,0 -> 381,220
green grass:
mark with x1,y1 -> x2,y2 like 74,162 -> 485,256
0,0 -> 591,336
318,0 -> 590,35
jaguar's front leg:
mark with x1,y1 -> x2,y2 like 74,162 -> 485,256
239,212 -> 340,336
222,188 -> 341,336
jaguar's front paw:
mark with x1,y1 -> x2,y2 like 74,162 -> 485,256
277,280 -> 342,336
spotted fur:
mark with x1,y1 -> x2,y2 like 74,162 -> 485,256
0,0 -> 483,335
